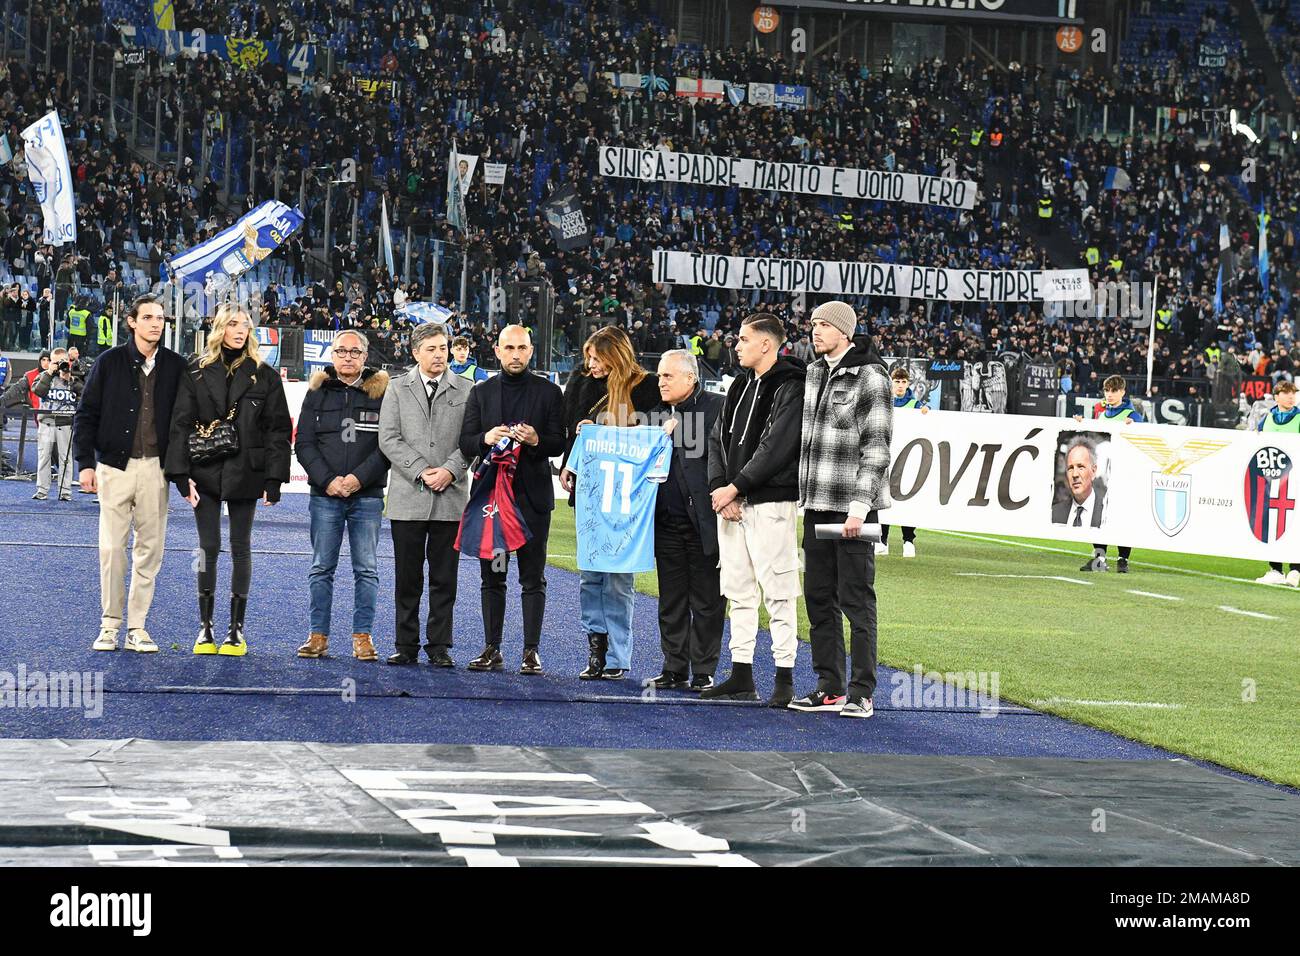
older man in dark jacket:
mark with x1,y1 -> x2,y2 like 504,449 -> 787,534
648,350 -> 725,692
295,330 -> 391,661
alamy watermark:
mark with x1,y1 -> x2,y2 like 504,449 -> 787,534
889,664 -> 1000,717
0,665 -> 104,718
1044,280 -> 1156,327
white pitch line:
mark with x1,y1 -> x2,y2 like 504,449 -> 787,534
931,530 -> 1264,587
1031,697 -> 1184,710
955,572 -> 1093,586
1218,605 -> 1280,621
1126,589 -> 1181,601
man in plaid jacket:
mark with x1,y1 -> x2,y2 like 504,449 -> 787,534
792,301 -> 893,719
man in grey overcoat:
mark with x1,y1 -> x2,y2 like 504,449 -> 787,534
378,322 -> 473,666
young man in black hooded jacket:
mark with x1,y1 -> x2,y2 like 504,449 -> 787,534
703,313 -> 806,707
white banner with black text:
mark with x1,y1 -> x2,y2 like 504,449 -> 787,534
652,250 -> 1090,302
601,145 -> 977,209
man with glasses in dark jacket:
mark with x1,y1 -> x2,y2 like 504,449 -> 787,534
295,330 -> 392,662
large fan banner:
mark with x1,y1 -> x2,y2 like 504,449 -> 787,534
652,250 -> 1090,303
600,145 -> 977,209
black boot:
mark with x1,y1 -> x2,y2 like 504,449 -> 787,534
579,633 -> 607,679
767,667 -> 795,708
219,595 -> 248,656
701,662 -> 759,701
193,590 -> 217,655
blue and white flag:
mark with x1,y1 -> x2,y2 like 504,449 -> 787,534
0,134 -> 12,165
396,301 -> 453,325
1214,222 -> 1229,316
21,111 -> 76,246
167,200 -> 304,291
1258,208 -> 1270,296
723,81 -> 745,107
1103,166 -> 1132,191
379,195 -> 395,276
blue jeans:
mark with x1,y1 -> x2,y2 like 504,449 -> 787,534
580,570 -> 636,669
308,494 -> 382,636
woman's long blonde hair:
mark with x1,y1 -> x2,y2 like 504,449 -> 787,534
198,304 -> 264,370
584,325 -> 646,427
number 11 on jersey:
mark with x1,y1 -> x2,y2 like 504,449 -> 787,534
599,460 -> 634,514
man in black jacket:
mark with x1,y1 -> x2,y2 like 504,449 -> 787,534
648,350 -> 726,692
458,325 -> 565,672
703,313 -> 806,706
73,294 -> 186,654
294,330 -> 391,662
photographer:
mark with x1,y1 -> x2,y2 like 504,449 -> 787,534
32,348 -> 83,501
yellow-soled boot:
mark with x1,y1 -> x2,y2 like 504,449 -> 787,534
194,590 -> 217,654
218,595 -> 249,657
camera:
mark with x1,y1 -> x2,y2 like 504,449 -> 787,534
56,361 -> 70,374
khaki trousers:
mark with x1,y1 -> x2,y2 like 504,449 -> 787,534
97,457 -> 170,632
717,500 -> 801,667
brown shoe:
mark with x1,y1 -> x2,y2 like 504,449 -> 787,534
520,647 -> 543,675
297,632 -> 329,658
352,633 -> 378,661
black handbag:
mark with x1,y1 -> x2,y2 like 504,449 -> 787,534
188,403 -> 240,465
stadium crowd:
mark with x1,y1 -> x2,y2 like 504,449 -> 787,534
0,0 -> 1296,412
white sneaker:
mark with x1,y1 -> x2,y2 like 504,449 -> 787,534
874,542 -> 889,556
125,629 -> 159,653
1289,570 -> 1300,588
902,541 -> 917,558
1256,569 -> 1287,585
92,628 -> 119,652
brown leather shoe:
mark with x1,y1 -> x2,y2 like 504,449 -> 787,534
520,648 -> 543,675
352,633 -> 378,661
297,632 -> 329,658
466,645 -> 504,671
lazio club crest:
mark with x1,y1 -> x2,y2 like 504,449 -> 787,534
1124,435 -> 1231,537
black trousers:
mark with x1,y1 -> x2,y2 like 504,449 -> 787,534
479,508 -> 550,649
391,519 -> 459,653
195,496 -> 256,596
880,524 -> 915,544
803,509 -> 878,700
654,515 -> 724,678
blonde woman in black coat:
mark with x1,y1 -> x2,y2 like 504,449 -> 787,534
166,304 -> 292,656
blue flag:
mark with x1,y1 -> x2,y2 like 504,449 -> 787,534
1258,208 -> 1270,296
1215,223 -> 1229,316
167,200 -> 303,290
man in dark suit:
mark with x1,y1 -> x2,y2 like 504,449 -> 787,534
1051,437 -> 1105,528
648,350 -> 725,692
458,324 -> 565,673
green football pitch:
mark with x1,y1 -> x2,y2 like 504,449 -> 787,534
546,509 -> 1299,788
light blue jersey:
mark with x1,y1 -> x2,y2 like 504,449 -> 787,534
565,424 -> 672,573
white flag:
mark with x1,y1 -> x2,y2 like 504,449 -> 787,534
21,111 -> 76,246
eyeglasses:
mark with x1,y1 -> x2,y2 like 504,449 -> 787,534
334,348 -> 367,359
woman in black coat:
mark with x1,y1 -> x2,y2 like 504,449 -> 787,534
166,304 -> 292,656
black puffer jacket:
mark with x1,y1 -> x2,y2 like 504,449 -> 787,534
707,355 -> 806,505
165,352 -> 293,502
295,365 -> 391,497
